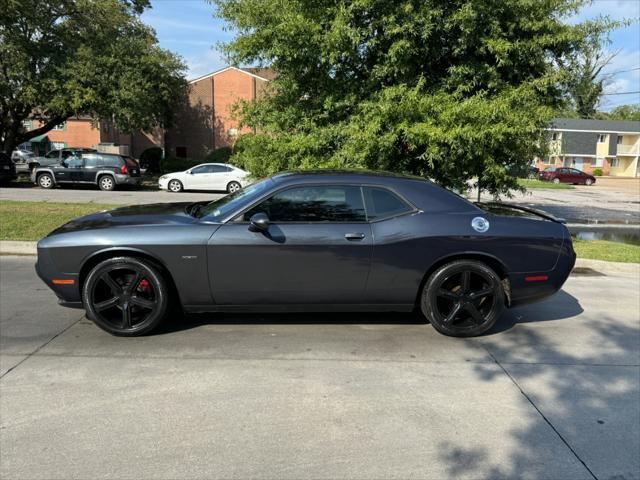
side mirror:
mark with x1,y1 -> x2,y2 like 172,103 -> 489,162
249,212 -> 269,232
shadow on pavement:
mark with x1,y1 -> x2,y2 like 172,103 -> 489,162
158,289 -> 584,336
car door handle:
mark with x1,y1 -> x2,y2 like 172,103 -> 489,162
344,232 -> 366,241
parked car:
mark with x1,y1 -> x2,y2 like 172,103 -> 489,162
159,163 -> 250,193
539,167 -> 596,185
23,148 -> 98,173
36,170 -> 575,337
506,164 -> 539,178
0,152 -> 17,185
11,148 -> 36,172
31,152 -> 141,191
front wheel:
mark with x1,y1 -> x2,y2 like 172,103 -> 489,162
227,181 -> 241,194
37,173 -> 54,189
82,256 -> 170,336
420,260 -> 505,337
552,177 -> 561,184
168,179 -> 183,192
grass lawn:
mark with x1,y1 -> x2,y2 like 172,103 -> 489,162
0,201 -> 117,241
518,178 -> 575,189
573,238 -> 640,264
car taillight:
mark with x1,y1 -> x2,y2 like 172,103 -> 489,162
120,165 -> 127,174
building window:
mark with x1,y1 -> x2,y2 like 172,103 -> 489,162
22,120 -> 33,131
617,135 -> 624,144
593,157 -> 604,167
51,141 -> 66,150
611,158 -> 620,167
52,122 -> 67,131
543,157 -> 553,165
597,134 -> 608,143
551,132 -> 561,141
175,146 -> 187,158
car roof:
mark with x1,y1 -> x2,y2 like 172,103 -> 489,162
272,169 -> 428,184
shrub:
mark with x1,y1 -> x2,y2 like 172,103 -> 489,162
161,156 -> 200,174
139,147 -> 163,173
593,168 -> 603,176
205,147 -> 233,163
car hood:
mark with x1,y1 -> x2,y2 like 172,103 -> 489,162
48,202 -> 202,235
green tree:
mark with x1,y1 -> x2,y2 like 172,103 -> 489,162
564,43 -> 617,118
608,104 -> 640,121
0,0 -> 188,153
214,0 -> 613,196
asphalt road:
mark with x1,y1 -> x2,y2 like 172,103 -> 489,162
1,256 -> 638,479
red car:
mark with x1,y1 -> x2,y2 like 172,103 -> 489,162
539,167 -> 596,186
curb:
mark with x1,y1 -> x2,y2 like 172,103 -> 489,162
0,241 -> 637,276
0,241 -> 37,255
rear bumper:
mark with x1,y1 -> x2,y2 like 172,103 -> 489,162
508,237 -> 576,307
114,174 -> 142,186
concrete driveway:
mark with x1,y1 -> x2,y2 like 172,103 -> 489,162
0,256 -> 638,479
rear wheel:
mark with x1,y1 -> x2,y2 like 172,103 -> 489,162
420,260 -> 504,337
82,256 -> 170,336
98,175 -> 116,191
37,173 -> 54,189
585,178 -> 593,186
227,181 -> 241,193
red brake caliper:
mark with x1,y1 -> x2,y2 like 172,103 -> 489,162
138,278 -> 152,294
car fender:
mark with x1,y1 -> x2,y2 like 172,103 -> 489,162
94,170 -> 116,184
33,168 -> 57,184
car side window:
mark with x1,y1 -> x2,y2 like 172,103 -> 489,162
363,187 -> 413,221
244,185 -> 366,222
45,150 -> 59,159
83,154 -> 100,167
209,165 -> 231,173
191,165 -> 208,174
99,154 -> 120,167
65,157 -> 83,168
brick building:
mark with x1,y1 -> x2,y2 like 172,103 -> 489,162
165,66 -> 275,159
21,117 -> 162,159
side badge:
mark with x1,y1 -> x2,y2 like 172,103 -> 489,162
471,217 -> 490,233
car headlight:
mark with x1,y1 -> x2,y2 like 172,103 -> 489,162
159,175 -> 168,180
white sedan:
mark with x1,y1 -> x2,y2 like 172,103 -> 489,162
159,163 -> 251,193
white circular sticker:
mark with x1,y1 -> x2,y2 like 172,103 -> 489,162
471,217 -> 490,233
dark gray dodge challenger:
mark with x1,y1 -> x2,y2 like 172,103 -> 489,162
36,170 -> 576,337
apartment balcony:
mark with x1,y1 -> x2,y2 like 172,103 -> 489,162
617,143 -> 640,156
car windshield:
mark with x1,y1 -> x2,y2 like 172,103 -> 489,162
195,178 -> 273,221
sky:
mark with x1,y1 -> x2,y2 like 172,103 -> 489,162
141,0 -> 640,111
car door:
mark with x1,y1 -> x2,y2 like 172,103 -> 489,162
207,184 -> 373,305
184,165 -> 210,190
81,154 -> 100,183
208,164 -> 234,190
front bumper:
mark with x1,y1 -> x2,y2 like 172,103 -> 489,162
35,246 -> 82,308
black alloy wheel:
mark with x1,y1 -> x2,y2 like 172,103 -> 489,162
421,260 -> 504,337
82,256 -> 169,336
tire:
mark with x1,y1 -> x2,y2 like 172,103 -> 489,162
420,260 -> 505,337
82,256 -> 170,336
227,181 -> 241,194
168,179 -> 183,192
585,178 -> 593,186
98,175 -> 116,191
552,177 -> 561,184
37,173 -> 54,189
